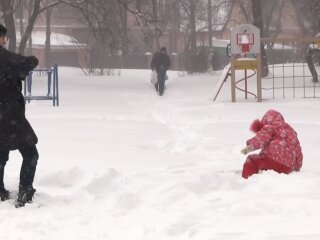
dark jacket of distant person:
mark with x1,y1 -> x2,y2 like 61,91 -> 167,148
151,47 -> 171,74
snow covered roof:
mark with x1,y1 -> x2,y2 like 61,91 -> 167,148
212,38 -> 230,47
16,31 -> 86,48
197,38 -> 230,48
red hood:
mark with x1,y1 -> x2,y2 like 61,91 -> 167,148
250,110 -> 285,133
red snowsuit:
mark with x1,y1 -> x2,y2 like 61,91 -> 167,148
242,110 -> 303,179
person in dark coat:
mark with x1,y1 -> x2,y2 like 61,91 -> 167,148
150,51 -> 160,71
150,47 -> 171,96
0,24 -> 39,207
306,32 -> 320,83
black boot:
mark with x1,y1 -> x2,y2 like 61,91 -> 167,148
15,185 -> 36,208
0,188 -> 10,201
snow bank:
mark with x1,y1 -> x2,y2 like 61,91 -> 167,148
1,67 -> 320,240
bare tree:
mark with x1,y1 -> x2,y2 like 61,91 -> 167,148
252,0 -> 268,76
180,0 -> 223,72
126,0 -> 181,52
0,0 -> 90,54
180,0 -> 204,55
145,0 -> 176,52
152,0 -> 160,50
45,0 -> 54,68
293,0 -> 320,35
118,0 -> 129,55
0,0 -> 16,52
208,0 -> 212,48
18,0 -> 41,54
171,0 -> 180,53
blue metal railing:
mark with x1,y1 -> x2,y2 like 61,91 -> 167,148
24,64 -> 59,106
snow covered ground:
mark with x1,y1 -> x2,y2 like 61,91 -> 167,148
1,67 -> 320,240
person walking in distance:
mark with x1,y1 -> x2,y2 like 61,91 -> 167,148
150,47 -> 171,96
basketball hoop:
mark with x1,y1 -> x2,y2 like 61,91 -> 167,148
237,33 -> 254,53
230,24 -> 261,102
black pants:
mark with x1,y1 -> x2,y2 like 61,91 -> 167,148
307,49 -> 319,82
156,71 -> 166,95
0,145 -> 38,189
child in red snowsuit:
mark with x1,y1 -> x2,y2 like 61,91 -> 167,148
241,110 -> 303,179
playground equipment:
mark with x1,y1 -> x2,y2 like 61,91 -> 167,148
24,64 -> 59,106
214,29 -> 320,100
261,37 -> 320,99
213,24 -> 262,102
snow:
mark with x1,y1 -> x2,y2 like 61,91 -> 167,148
212,38 -> 230,48
16,31 -> 85,47
1,66 -> 320,240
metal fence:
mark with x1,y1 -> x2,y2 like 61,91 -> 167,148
261,37 -> 320,99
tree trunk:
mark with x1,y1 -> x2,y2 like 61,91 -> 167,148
17,1 -> 25,42
0,0 -> 17,52
152,0 -> 160,51
18,0 -> 41,54
189,0 -> 197,72
119,0 -> 128,55
208,0 -> 212,48
26,0 -> 33,55
315,0 -> 320,34
172,0 -> 180,53
252,0 -> 268,77
190,0 -> 196,55
45,1 -> 52,68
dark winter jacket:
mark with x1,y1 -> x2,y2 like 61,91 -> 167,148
0,46 -> 38,151
150,48 -> 171,74
150,52 -> 160,70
